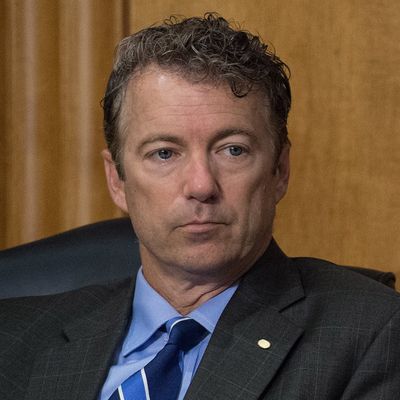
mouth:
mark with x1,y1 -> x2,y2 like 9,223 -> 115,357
179,221 -> 224,234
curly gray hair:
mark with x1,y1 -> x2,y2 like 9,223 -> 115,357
102,13 -> 291,178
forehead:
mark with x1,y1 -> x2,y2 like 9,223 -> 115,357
120,67 -> 272,143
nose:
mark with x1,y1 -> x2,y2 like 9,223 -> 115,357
182,156 -> 219,202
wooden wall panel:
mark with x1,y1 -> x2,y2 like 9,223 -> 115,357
272,1 -> 400,276
2,0 -> 63,247
0,0 -> 125,249
0,1 -> 9,248
56,1 -> 125,230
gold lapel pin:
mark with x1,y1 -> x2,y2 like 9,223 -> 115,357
257,339 -> 271,349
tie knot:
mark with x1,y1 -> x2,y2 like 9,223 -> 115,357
167,318 -> 207,351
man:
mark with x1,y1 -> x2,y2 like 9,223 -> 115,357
1,13 -> 400,400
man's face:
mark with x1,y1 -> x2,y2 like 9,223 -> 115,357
104,67 -> 289,283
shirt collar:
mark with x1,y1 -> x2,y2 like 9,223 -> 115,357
188,282 -> 237,334
121,268 -> 179,357
121,267 -> 238,357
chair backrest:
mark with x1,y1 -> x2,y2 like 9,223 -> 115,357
0,218 -> 396,298
0,218 -> 140,298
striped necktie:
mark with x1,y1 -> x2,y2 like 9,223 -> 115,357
110,317 -> 207,400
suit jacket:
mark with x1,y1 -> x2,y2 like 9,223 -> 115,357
1,240 -> 400,400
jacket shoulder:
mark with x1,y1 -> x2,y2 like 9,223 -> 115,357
0,279 -> 132,348
291,256 -> 400,317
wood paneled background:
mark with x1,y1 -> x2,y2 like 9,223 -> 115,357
1,0 -> 399,289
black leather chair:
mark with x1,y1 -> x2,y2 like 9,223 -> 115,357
0,218 -> 140,298
0,218 -> 396,299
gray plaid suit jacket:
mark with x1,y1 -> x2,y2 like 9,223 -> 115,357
1,240 -> 400,399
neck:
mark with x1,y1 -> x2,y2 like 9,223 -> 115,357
142,266 -> 238,315
139,238 -> 271,314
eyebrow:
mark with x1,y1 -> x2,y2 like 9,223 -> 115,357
212,128 -> 256,142
138,135 -> 186,153
137,128 -> 256,152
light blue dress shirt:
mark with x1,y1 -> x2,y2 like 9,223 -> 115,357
100,268 -> 238,400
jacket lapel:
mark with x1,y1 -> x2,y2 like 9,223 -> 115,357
24,280 -> 134,400
186,240 -> 305,400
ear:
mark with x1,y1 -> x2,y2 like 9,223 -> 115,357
102,149 -> 129,213
274,143 -> 290,204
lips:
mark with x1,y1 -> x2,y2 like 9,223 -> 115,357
179,221 -> 224,234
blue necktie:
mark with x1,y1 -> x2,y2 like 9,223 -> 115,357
110,317 -> 207,400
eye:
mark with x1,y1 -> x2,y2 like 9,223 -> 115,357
156,149 -> 173,160
226,146 -> 244,156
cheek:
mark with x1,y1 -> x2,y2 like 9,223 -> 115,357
238,176 -> 277,227
240,166 -> 276,204
123,173 -> 177,223
250,185 -> 275,217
